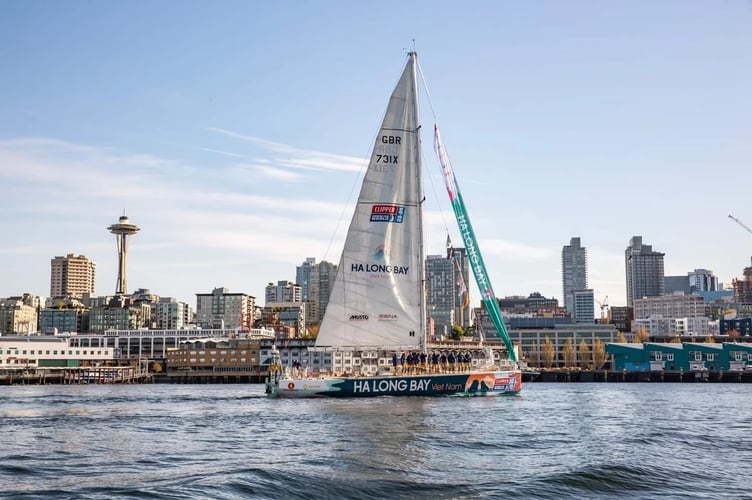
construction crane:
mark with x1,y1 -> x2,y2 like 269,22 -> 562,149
729,214 -> 752,236
595,295 -> 609,323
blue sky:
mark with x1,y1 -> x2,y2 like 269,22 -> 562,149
1,1 -> 751,309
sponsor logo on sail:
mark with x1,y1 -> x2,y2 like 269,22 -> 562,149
370,204 -> 405,223
350,263 -> 409,275
378,313 -> 398,321
349,314 -> 369,321
373,244 -> 385,261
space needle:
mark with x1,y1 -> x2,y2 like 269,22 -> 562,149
107,214 -> 140,295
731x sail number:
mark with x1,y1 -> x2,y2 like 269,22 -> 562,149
375,154 -> 398,164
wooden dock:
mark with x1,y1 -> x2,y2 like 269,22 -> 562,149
530,369 -> 752,383
0,366 -> 153,385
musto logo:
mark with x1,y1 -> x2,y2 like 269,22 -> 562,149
370,204 -> 405,223
349,314 -> 369,321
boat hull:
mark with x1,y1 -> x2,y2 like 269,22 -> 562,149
269,370 -> 521,398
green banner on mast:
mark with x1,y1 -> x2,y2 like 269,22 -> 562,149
433,124 -> 518,362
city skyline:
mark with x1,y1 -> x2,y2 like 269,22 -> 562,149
2,3 -> 751,309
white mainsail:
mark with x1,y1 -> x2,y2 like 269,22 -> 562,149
315,53 -> 423,350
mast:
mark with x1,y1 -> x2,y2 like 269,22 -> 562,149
410,51 -> 427,353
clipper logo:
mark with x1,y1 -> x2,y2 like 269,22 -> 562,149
373,244 -> 385,261
493,376 -> 517,391
370,204 -> 405,223
349,314 -> 369,321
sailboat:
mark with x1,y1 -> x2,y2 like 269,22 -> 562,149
265,52 -> 521,398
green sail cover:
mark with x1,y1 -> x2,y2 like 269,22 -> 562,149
433,124 -> 518,362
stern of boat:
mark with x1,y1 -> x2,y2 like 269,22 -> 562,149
265,378 -> 280,398
265,344 -> 282,398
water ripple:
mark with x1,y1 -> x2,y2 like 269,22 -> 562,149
2,383 -> 752,499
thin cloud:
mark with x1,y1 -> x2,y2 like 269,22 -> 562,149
248,164 -> 305,181
208,126 -> 364,173
200,147 -> 247,159
208,127 -> 296,152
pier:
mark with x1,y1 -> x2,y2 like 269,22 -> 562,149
0,365 -> 153,385
530,369 -> 752,383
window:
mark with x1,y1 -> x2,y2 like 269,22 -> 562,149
735,353 -> 742,361
666,353 -> 674,362
707,354 -> 715,361
694,353 -> 702,361
654,352 -> 662,361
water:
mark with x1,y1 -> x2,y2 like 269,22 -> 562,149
2,383 -> 751,499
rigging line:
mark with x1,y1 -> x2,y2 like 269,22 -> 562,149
416,58 -> 453,244
321,150 -> 369,264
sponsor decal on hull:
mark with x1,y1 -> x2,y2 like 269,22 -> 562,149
278,371 -> 522,398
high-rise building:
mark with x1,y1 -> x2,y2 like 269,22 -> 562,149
195,287 -> 256,329
572,289 -> 595,324
295,258 -> 337,325
425,247 -> 471,337
296,258 -> 316,302
732,258 -> 752,305
309,260 -> 337,324
688,269 -> 718,293
0,297 -> 38,334
609,306 -> 633,332
265,281 -> 301,304
153,297 -> 192,330
665,269 -> 718,295
633,293 -> 705,320
50,254 -> 96,298
625,236 -> 665,307
561,237 -> 588,314
426,254 -> 455,336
